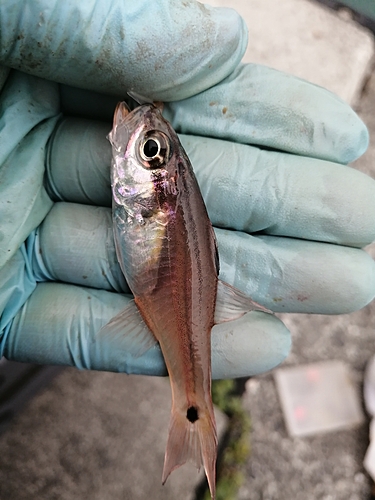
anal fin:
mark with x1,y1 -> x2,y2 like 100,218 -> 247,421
215,280 -> 273,324
98,300 -> 157,357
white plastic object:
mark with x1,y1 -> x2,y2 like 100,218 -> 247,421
274,360 -> 365,437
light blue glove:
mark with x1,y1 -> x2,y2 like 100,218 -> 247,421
1,0 -> 375,380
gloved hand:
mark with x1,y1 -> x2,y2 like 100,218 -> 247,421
1,0 -> 375,380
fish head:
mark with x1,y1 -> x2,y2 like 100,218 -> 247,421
108,102 -> 181,222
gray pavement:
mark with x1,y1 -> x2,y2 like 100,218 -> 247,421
1,1 -> 375,500
240,307 -> 375,500
0,370 -> 226,500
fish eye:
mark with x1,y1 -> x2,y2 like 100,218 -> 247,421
139,130 -> 171,168
143,138 -> 160,159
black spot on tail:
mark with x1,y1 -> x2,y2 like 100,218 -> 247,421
186,406 -> 199,423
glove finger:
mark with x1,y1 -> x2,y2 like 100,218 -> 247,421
59,63 -> 368,163
5,282 -> 290,379
164,64 -> 368,164
217,231 -> 375,314
0,0 -> 247,101
33,202 -> 375,314
181,134 -> 375,248
46,117 -> 112,207
46,117 -> 375,247
0,71 -> 59,267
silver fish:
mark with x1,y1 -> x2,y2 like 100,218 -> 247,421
105,101 -> 270,499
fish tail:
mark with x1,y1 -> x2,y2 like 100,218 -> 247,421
162,404 -> 217,499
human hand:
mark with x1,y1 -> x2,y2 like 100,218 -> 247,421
1,0 -> 375,380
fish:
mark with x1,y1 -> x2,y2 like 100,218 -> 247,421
105,100 -> 271,499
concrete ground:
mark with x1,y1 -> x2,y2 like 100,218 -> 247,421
1,1 -> 375,499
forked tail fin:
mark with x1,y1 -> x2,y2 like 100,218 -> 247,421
162,405 -> 217,499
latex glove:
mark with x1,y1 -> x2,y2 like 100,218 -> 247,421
1,1 -> 375,380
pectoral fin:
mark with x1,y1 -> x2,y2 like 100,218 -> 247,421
98,300 -> 158,357
214,280 -> 273,324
